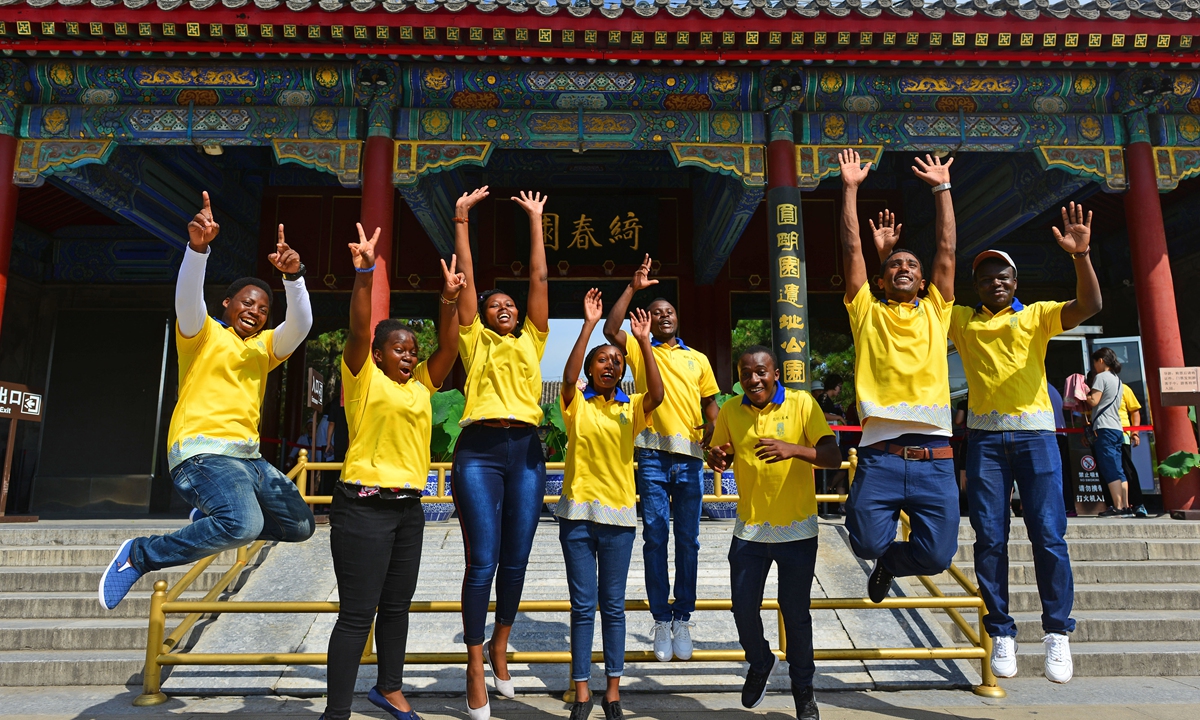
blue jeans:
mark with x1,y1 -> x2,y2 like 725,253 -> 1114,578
729,536 -> 818,690
1092,428 -> 1126,484
451,424 -> 547,646
845,439 -> 959,577
636,449 -> 702,622
129,454 -> 315,573
967,431 -> 1075,638
559,518 -> 636,681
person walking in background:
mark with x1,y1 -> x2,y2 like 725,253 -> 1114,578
558,291 -> 663,720
320,224 -> 462,720
1087,348 -> 1130,519
1113,382 -> 1149,518
602,254 -> 720,662
99,192 -> 314,610
948,202 -> 1102,686
837,149 -> 960,603
708,347 -> 842,720
451,187 -> 551,720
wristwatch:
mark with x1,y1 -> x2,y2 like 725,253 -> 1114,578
282,263 -> 307,282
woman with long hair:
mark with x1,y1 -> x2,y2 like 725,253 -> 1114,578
320,223 -> 463,720
451,187 -> 550,719
1086,347 -> 1130,517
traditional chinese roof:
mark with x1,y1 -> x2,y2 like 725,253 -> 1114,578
2,0 -> 1200,22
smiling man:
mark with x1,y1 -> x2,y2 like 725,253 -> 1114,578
604,254 -> 720,662
948,203 -> 1102,685
837,149 -> 959,604
98,192 -> 315,610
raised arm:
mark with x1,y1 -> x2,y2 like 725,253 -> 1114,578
1053,202 -> 1103,330
629,308 -> 664,415
268,224 -> 313,361
452,186 -> 489,327
562,288 -> 603,407
427,254 -> 467,387
344,223 -> 379,376
838,150 -> 872,303
514,190 -> 550,333
912,154 -> 956,302
178,191 -> 220,338
603,253 -> 658,347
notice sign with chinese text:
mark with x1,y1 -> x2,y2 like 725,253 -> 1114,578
514,195 -> 659,264
0,382 -> 43,423
1160,367 -> 1200,407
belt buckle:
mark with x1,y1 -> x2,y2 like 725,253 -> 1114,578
499,419 -> 512,428
901,446 -> 926,461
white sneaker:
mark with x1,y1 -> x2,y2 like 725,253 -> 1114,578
990,636 -> 1018,678
1042,633 -> 1073,683
671,619 -> 695,661
651,621 -> 673,662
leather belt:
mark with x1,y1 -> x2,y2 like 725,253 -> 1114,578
473,419 -> 534,429
867,442 -> 954,461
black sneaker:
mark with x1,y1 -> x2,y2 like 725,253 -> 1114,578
741,654 -> 779,708
601,697 -> 624,720
569,694 -> 595,720
1120,506 -> 1137,518
868,561 -> 893,603
1097,506 -> 1121,518
792,685 -> 820,720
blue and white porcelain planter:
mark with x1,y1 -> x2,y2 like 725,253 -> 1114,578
702,469 -> 738,520
421,471 -> 454,522
544,469 -> 566,514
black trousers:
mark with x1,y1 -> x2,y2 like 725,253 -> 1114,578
324,490 -> 424,720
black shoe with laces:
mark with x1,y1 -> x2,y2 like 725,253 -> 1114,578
741,655 -> 779,708
601,697 -> 624,720
867,561 -> 893,604
792,685 -> 820,720
1097,506 -> 1121,517
569,694 -> 595,720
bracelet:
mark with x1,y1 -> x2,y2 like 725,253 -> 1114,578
440,294 -> 459,305
931,182 -> 952,194
1071,248 -> 1091,259
354,264 -> 376,273
453,217 -> 469,224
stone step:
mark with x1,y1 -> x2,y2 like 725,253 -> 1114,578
1014,641 -> 1200,678
945,611 -> 1200,645
0,617 -> 193,651
0,545 -> 242,567
942,560 -> 1200,586
0,524 -> 190,547
953,519 -> 1200,542
0,649 -> 149,687
953,539 -> 1200,563
0,590 -> 211,620
0,565 -> 235,593
1004,584 -> 1200,613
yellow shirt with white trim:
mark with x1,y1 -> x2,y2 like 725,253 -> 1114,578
340,356 -> 439,491
459,315 -> 549,426
624,335 -> 720,458
846,282 -> 953,433
167,316 -> 285,470
709,385 -> 834,543
556,387 -> 651,527
948,299 -> 1066,432
1119,384 -> 1142,443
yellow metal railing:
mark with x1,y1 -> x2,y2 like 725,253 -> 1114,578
134,448 -> 1004,706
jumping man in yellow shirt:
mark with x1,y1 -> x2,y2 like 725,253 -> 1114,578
837,149 -> 958,603
603,254 -> 721,662
708,347 -> 841,720
950,203 -> 1102,684
99,192 -> 315,610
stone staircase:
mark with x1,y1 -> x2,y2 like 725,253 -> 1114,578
0,521 -> 263,686
934,517 -> 1200,677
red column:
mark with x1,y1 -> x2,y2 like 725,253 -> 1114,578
1124,141 -> 1199,511
767,138 -> 797,190
361,135 -> 395,330
0,133 -> 19,343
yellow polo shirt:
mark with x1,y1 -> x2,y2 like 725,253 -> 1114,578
846,282 -> 953,433
625,335 -> 720,458
948,299 -> 1066,432
1119,385 -> 1142,443
459,315 -> 549,426
710,385 -> 833,543
556,388 -> 651,527
167,316 -> 285,470
340,356 -> 439,491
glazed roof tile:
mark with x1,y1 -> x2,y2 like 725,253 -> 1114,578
4,0 -> 1199,21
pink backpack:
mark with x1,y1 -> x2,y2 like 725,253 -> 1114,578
1062,373 -> 1090,411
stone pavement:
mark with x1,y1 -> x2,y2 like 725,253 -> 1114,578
2,677 -> 1199,719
